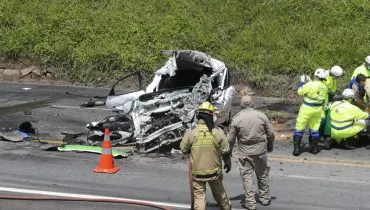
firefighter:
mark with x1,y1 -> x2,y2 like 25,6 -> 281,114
227,95 -> 274,210
180,101 -> 232,210
293,68 -> 329,156
329,89 -> 370,149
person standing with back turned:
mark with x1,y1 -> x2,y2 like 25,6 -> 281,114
227,95 -> 275,210
293,68 -> 328,156
180,101 -> 232,210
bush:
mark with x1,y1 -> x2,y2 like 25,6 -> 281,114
0,0 -> 369,95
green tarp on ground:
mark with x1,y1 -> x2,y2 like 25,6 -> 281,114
57,144 -> 133,158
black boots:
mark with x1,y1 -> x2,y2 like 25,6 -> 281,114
309,136 -> 319,154
292,136 -> 302,156
323,137 -> 333,150
293,135 -> 321,156
343,139 -> 356,150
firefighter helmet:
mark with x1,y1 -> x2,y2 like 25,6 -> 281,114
198,101 -> 214,114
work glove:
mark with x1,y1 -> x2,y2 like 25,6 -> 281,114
305,75 -> 311,82
323,103 -> 330,111
298,74 -> 309,89
222,154 -> 231,173
267,143 -> 273,153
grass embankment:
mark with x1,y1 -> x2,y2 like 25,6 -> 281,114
0,0 -> 369,96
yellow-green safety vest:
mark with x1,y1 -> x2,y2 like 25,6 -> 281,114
351,64 -> 370,79
298,80 -> 328,108
330,100 -> 369,142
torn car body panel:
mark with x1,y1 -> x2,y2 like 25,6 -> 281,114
88,50 -> 235,152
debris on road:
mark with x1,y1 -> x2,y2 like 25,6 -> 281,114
18,121 -> 36,134
0,100 -> 52,115
0,131 -> 25,142
57,144 -> 132,158
64,91 -> 107,108
80,99 -> 105,107
86,50 -> 236,153
0,121 -> 35,142
0,121 -> 133,159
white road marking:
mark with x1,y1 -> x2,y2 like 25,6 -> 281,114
282,174 -> 370,185
51,105 -> 110,111
270,155 -> 370,168
22,87 -> 32,90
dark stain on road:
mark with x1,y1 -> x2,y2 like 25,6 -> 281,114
0,99 -> 54,115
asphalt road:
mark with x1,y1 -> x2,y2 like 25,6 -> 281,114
0,82 -> 370,210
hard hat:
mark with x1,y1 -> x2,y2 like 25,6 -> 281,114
330,65 -> 343,77
365,55 -> 370,67
198,101 -> 214,114
342,88 -> 355,99
240,95 -> 254,108
314,68 -> 327,79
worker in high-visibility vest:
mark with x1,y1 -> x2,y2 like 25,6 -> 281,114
351,55 -> 370,79
329,89 -> 370,149
293,68 -> 329,156
325,65 -> 343,100
320,65 -> 344,147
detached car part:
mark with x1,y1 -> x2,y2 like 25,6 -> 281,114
57,144 -> 132,158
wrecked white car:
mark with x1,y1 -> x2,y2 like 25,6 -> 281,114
87,50 -> 235,152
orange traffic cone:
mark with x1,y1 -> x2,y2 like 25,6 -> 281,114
93,128 -> 120,174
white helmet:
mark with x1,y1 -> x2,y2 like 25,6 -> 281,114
365,55 -> 370,68
314,68 -> 327,79
330,65 -> 343,77
342,88 -> 355,99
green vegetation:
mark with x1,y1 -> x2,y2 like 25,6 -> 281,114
0,0 -> 369,95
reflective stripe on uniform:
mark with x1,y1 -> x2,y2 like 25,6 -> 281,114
331,122 -> 354,130
330,101 -> 355,130
331,119 -> 354,123
303,100 -> 323,107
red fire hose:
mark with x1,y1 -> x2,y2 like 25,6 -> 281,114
188,159 -> 194,210
0,195 -> 171,210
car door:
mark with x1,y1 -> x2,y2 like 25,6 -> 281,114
105,71 -> 145,113
213,68 -> 235,125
